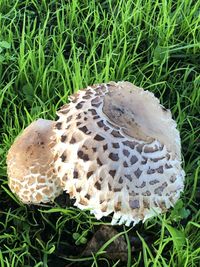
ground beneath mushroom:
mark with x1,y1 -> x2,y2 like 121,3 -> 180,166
1,190 -> 191,267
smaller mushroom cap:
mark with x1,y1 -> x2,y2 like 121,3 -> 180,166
7,119 -> 62,204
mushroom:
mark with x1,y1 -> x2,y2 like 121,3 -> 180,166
7,119 -> 63,204
7,81 -> 185,226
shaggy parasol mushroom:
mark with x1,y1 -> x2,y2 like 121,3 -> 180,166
7,119 -> 63,204
7,81 -> 185,226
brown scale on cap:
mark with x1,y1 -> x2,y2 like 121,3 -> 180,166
7,81 -> 185,226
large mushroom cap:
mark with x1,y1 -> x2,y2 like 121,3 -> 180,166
54,81 -> 185,226
7,119 -> 62,204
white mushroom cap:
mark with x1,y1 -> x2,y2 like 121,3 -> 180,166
54,81 -> 185,226
7,119 -> 62,204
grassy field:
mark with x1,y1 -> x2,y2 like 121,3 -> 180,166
0,0 -> 200,266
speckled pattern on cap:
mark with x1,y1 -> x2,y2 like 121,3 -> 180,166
53,81 -> 185,226
7,119 -> 63,204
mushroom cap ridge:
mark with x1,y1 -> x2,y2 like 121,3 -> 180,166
53,81 -> 185,226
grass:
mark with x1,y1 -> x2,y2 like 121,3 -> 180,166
0,0 -> 200,266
